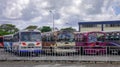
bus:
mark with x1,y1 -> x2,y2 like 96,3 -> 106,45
42,30 -> 76,55
4,35 -> 13,51
42,32 -> 56,54
12,30 -> 42,55
0,36 -> 4,48
75,31 -> 107,55
104,30 -> 120,54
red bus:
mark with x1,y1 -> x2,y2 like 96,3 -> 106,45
75,31 -> 107,55
0,36 -> 4,48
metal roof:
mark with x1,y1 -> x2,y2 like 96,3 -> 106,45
78,20 -> 120,25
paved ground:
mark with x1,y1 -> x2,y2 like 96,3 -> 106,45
0,62 -> 120,67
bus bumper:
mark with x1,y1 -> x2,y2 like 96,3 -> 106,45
17,50 -> 43,54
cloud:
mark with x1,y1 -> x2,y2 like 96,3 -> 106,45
0,0 -> 120,31
2,0 -> 29,19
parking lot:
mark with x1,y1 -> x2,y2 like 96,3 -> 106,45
0,62 -> 120,67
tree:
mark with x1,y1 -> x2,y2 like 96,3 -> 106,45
0,24 -> 19,35
25,25 -> 38,30
61,27 -> 76,32
40,26 -> 52,32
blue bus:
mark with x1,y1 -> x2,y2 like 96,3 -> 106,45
4,34 -> 13,52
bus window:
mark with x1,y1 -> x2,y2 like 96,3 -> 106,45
115,32 -> 120,40
31,32 -> 41,41
4,36 -> 12,42
75,34 -> 85,42
21,32 -> 41,42
42,35 -> 47,41
50,34 -> 55,42
57,32 -> 74,42
88,32 -> 105,42
21,32 -> 30,41
13,33 -> 19,42
106,33 -> 110,40
88,33 -> 97,42
97,33 -> 105,42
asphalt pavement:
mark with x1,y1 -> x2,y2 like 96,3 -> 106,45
0,62 -> 120,67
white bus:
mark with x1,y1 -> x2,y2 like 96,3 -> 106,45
12,30 -> 42,55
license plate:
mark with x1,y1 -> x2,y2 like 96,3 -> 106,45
29,48 -> 34,52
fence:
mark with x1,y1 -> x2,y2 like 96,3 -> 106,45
1,46 -> 120,62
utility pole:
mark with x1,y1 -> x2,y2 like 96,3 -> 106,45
49,10 -> 54,32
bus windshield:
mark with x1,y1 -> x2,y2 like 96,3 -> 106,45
21,32 -> 41,41
4,36 -> 12,42
88,32 -> 105,42
57,32 -> 74,42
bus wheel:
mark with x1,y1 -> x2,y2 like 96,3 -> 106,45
4,47 -> 8,52
81,47 -> 85,55
107,47 -> 110,54
77,47 -> 82,55
4,47 -> 9,52
17,52 -> 23,56
118,51 -> 120,55
34,53 -> 40,56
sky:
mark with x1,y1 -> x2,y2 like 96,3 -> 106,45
0,0 -> 120,31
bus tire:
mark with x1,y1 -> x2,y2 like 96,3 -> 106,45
107,47 -> 110,54
17,52 -> 23,56
4,47 -> 7,52
80,47 -> 84,55
118,51 -> 120,55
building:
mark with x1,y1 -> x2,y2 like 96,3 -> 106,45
78,21 -> 120,32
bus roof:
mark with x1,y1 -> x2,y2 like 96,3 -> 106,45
103,30 -> 120,33
3,34 -> 13,37
20,29 -> 40,32
74,31 -> 104,34
14,29 -> 41,34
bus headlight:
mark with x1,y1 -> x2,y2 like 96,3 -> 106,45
21,42 -> 27,46
36,42 -> 41,46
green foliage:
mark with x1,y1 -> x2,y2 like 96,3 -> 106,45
40,26 -> 52,32
0,24 -> 76,36
25,25 -> 38,30
61,27 -> 76,32
0,24 -> 19,36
